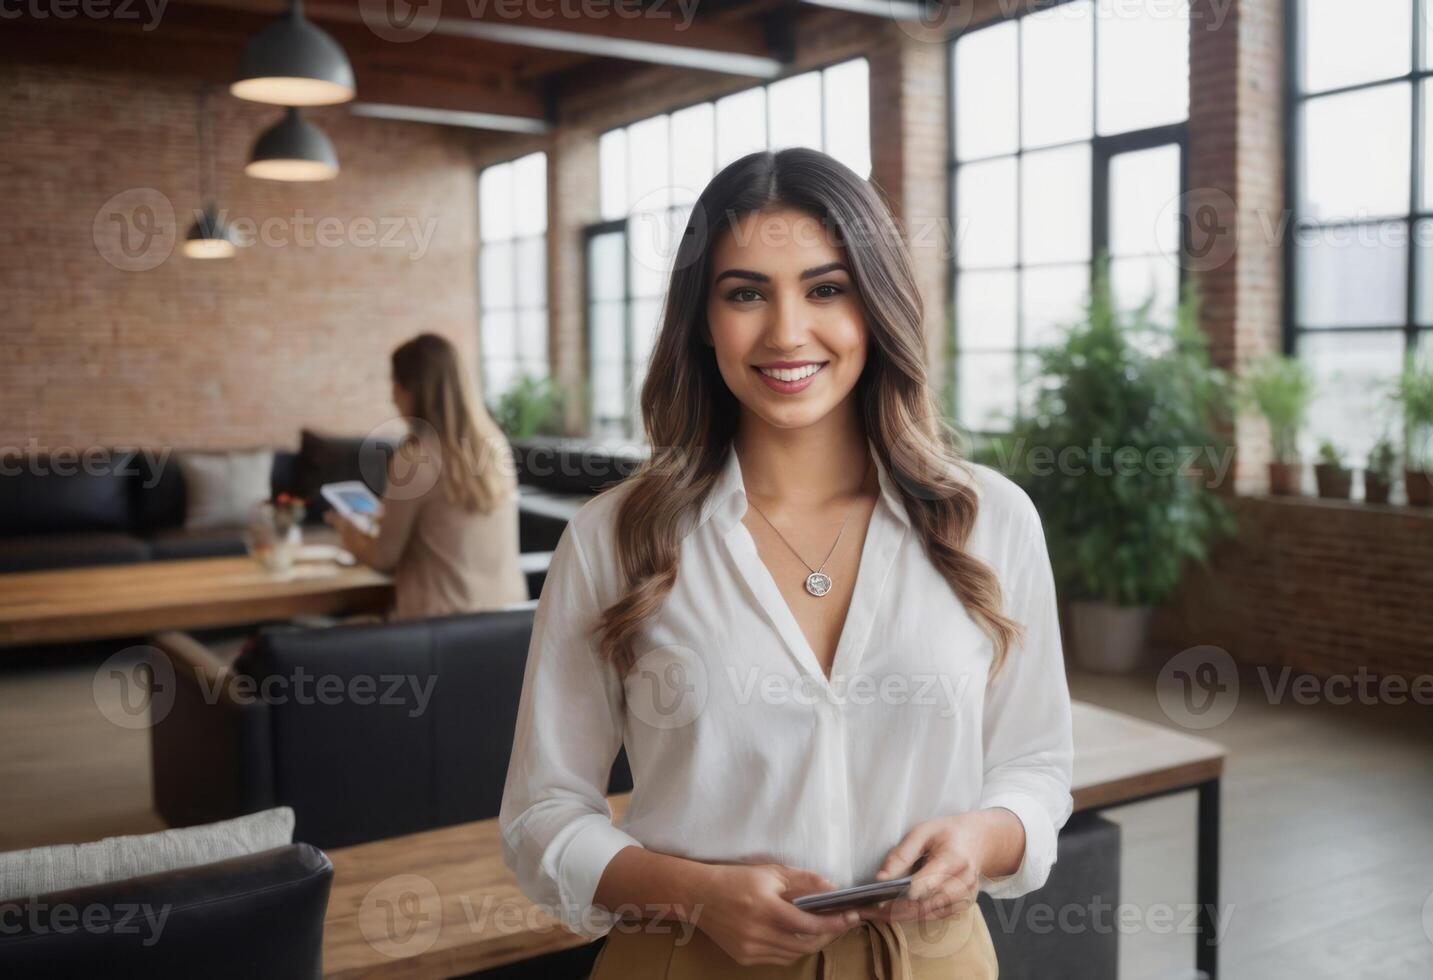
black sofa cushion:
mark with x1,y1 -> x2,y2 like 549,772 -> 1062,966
0,843 -> 332,979
0,532 -> 151,573
292,429 -> 392,523
0,450 -> 139,536
510,437 -> 645,496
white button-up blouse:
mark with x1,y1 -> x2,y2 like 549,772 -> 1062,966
499,439 -> 1074,939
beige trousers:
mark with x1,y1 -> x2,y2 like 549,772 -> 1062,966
588,905 -> 999,979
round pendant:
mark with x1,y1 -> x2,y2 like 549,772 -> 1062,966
805,571 -> 833,597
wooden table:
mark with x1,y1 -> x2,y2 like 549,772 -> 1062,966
321,701 -> 1226,979
0,554 -> 393,647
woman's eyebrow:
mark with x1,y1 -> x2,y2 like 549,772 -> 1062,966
712,261 -> 850,286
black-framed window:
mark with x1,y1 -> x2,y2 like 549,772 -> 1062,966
947,0 -> 1190,433
478,151 -> 548,404
1287,0 -> 1433,467
585,59 -> 872,438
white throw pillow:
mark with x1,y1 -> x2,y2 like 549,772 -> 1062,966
177,449 -> 275,530
0,807 -> 295,901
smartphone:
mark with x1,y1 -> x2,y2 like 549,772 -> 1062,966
792,875 -> 915,914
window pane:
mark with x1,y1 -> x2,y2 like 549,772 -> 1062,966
478,162 -> 512,243
823,59 -> 871,177
1111,255 -> 1179,328
629,207 -> 678,299
1295,220 -> 1408,327
1416,219 -> 1433,325
589,301 -> 627,420
517,308 -> 548,367
671,102 -> 715,205
1298,329 -> 1407,467
956,269 -> 1018,351
1424,79 -> 1433,211
1300,84 -> 1411,222
515,236 -> 545,309
1109,144 -> 1181,257
1022,264 -> 1090,349
1302,0 -> 1411,94
956,157 -> 1018,269
588,231 -> 625,303
480,240 -> 514,311
1021,144 -> 1092,266
484,359 -> 517,404
957,352 -> 1019,430
1021,0 -> 1094,149
599,129 -> 627,220
631,296 -> 664,376
954,22 -> 1018,161
627,114 -> 671,214
768,70 -> 823,152
717,87 -> 767,169
511,153 -> 546,235
1097,0 -> 1189,135
482,309 -> 516,363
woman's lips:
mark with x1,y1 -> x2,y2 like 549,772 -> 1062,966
752,362 -> 828,394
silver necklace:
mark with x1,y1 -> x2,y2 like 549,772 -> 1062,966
744,458 -> 872,598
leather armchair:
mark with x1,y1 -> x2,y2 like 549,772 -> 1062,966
0,843 -> 332,979
150,606 -> 633,850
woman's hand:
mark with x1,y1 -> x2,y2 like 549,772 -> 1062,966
325,509 -> 365,550
683,862 -> 859,967
860,809 -> 1023,923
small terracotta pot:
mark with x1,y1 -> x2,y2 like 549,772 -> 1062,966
1268,461 -> 1301,496
1314,464 -> 1352,500
1364,473 -> 1393,505
1406,468 -> 1433,507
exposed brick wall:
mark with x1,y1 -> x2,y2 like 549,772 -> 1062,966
1153,496 -> 1433,680
0,62 -> 483,453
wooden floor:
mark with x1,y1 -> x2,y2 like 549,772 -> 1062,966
2,647 -> 1430,979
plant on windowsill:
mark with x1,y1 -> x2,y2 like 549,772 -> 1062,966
1392,353 -> 1433,507
975,256 -> 1235,674
1313,439 -> 1351,500
1363,437 -> 1397,505
1239,354 -> 1312,497
492,373 -> 568,440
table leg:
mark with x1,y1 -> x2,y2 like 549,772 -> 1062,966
1195,777 -> 1221,979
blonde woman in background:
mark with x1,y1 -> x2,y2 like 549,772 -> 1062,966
328,333 -> 529,619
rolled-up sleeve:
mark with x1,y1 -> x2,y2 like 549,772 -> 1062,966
977,497 -> 1074,900
498,519 -> 644,938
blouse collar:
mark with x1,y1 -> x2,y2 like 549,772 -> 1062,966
692,438 -> 913,538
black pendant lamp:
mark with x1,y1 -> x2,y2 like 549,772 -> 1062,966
231,0 -> 355,107
245,106 -> 340,182
184,87 -> 237,260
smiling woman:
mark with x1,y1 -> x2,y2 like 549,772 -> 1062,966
499,147 -> 1073,978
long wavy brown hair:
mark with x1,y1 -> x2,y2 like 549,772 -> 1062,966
391,333 -> 514,513
595,147 -> 1024,676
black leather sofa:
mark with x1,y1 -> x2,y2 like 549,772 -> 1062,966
149,605 -> 633,850
0,431 -> 384,574
0,843 -> 332,978
509,437 -> 646,551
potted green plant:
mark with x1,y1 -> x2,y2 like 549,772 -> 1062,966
1312,439 -> 1351,499
1364,437 -> 1396,505
1240,355 -> 1313,496
977,261 -> 1235,674
1393,354 -> 1433,506
491,373 -> 568,439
